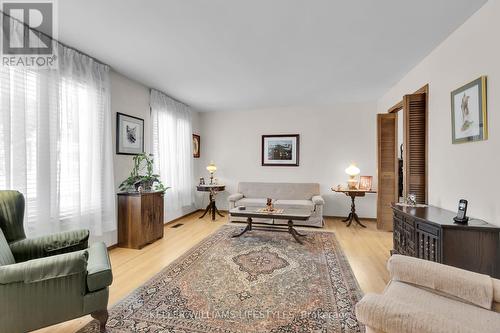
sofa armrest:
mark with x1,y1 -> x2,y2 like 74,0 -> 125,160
388,255 -> 494,309
0,250 -> 88,284
228,193 -> 244,202
86,242 -> 113,292
9,229 -> 89,262
311,195 -> 325,206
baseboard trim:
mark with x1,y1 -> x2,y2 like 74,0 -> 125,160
164,209 -> 202,225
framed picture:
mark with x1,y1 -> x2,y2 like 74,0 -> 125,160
116,113 -> 144,155
193,134 -> 200,158
359,176 -> 373,191
451,76 -> 488,144
262,134 -> 300,166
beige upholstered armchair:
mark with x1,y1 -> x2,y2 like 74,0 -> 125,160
356,255 -> 500,333
0,190 -> 112,333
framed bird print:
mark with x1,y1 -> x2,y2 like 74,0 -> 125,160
116,112 -> 145,155
451,76 -> 487,144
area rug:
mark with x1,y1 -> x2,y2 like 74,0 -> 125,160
80,225 -> 364,332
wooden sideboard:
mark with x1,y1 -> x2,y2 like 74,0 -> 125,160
392,203 -> 500,278
117,191 -> 164,249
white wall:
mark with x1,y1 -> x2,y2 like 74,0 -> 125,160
378,0 -> 500,225
196,103 -> 378,218
100,71 -> 200,245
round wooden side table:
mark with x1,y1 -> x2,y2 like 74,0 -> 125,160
197,184 -> 225,221
332,188 -> 377,227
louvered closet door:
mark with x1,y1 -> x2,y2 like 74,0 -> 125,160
377,113 -> 398,231
403,93 -> 427,204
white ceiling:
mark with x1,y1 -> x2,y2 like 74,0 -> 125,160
58,0 -> 487,111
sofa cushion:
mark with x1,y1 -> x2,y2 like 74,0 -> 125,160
383,281 -> 500,333
237,182 -> 319,200
234,198 -> 268,207
274,200 -> 314,211
0,229 -> 15,266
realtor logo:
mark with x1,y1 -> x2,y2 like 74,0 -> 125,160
1,0 -> 58,68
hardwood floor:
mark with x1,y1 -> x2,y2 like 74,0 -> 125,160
34,213 -> 393,333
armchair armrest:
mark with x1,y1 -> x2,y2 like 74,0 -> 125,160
9,229 -> 89,262
311,195 -> 325,205
86,242 -> 113,292
0,250 -> 88,284
388,255 -> 494,309
228,193 -> 244,202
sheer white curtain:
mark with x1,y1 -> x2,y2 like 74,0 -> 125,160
151,90 -> 194,218
0,14 -> 115,237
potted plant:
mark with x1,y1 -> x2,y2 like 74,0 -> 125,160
119,153 -> 167,192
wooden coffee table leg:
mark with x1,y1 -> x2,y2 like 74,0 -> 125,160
288,220 -> 304,244
232,217 -> 252,238
342,213 -> 352,222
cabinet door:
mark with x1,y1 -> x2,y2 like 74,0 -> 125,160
402,217 -> 416,257
153,193 -> 164,240
393,216 -> 404,255
141,195 -> 155,244
416,224 -> 441,262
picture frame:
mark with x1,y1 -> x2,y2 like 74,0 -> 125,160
261,134 -> 300,166
451,76 -> 488,144
358,176 -> 373,191
193,134 -> 200,158
116,112 -> 144,155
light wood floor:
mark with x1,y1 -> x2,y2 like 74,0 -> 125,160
35,213 -> 393,333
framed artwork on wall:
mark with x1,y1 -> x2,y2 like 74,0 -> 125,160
116,112 -> 144,155
358,176 -> 373,191
451,76 -> 488,144
261,134 -> 300,166
193,134 -> 200,158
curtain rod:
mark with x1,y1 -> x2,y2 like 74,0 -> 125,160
0,10 -> 107,66
149,88 -> 190,107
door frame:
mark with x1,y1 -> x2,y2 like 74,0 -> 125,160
388,84 -> 429,114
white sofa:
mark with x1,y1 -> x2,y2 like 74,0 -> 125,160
356,255 -> 500,333
227,182 -> 324,227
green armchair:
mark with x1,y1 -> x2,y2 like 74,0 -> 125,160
0,190 -> 112,333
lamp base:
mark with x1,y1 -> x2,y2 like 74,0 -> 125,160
347,178 -> 358,190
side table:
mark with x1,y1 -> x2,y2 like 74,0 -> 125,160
197,184 -> 225,221
332,189 -> 377,227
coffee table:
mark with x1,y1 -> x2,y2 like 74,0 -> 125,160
229,207 -> 311,244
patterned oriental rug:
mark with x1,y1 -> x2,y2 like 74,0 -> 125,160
80,225 -> 364,333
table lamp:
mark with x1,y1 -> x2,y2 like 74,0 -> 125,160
206,161 -> 217,185
345,163 -> 360,190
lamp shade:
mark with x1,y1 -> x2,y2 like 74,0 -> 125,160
206,161 -> 217,173
345,163 -> 360,176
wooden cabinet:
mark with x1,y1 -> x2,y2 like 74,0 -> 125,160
117,191 -> 164,249
392,204 -> 500,278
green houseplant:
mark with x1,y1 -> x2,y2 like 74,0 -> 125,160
119,153 -> 166,192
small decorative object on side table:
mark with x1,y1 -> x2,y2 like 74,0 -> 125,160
197,184 -> 225,221
332,188 -> 377,227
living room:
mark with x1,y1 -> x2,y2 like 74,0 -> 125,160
1,1 -> 499,333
